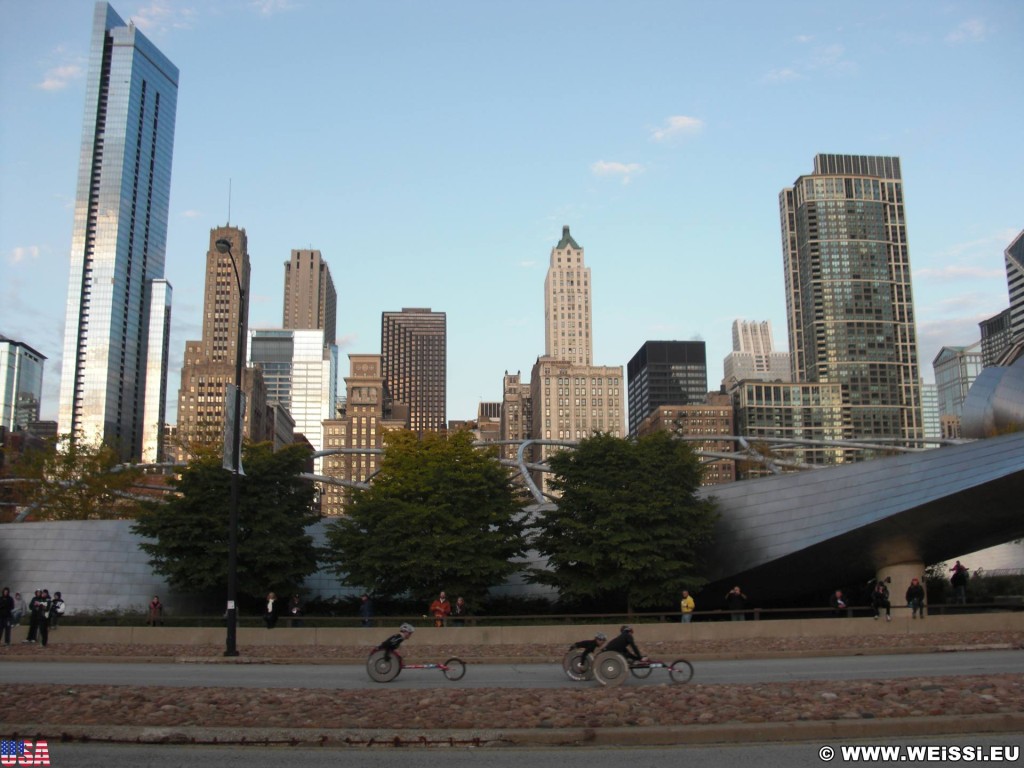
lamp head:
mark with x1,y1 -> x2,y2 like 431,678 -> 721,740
215,238 -> 232,254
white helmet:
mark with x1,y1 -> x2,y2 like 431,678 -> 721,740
399,622 -> 415,634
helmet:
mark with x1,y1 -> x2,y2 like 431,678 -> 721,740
620,624 -> 633,633
595,633 -> 607,642
399,622 -> 415,634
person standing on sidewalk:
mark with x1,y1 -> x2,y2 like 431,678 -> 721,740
0,587 -> 14,645
680,590 -> 695,623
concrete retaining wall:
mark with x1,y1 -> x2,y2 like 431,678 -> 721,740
36,612 -> 1024,648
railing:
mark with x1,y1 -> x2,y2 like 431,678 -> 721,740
52,601 -> 1024,628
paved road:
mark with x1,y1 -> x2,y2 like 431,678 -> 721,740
5,649 -> 1022,689
32,735 -> 1024,768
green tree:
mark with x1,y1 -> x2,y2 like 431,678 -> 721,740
132,442 -> 321,602
324,430 -> 527,604
528,431 -> 718,612
5,435 -> 144,520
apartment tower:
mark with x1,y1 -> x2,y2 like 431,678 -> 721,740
779,154 -> 922,442
381,308 -> 447,434
0,335 -> 46,432
58,2 -> 178,460
626,341 -> 708,437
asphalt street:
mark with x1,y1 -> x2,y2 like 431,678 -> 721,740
4,648 -> 1022,689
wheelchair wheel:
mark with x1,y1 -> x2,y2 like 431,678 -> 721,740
366,649 -> 401,683
630,662 -> 653,679
562,648 -> 593,681
443,657 -> 466,681
669,658 -> 694,684
593,651 -> 629,687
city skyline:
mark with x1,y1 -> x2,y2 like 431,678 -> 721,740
2,1 -> 1021,428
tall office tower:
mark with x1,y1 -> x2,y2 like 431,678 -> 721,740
0,335 -> 46,431
381,308 -> 447,434
999,230 -> 1024,364
58,3 -> 178,461
722,320 -> 791,389
282,249 -> 337,344
932,343 -> 983,419
175,227 -> 268,457
544,226 -> 592,366
500,371 -> 532,463
780,154 -> 922,443
626,341 -> 708,436
322,354 -> 409,516
249,328 -> 338,474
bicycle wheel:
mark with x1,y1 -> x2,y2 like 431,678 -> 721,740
669,659 -> 694,684
443,657 -> 466,681
366,649 -> 401,683
562,648 -> 593,681
630,662 -> 653,679
593,651 -> 629,687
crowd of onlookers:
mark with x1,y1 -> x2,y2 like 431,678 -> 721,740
0,587 -> 65,647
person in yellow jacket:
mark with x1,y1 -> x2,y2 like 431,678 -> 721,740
680,589 -> 695,623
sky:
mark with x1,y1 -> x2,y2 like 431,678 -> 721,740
1,0 -> 1022,425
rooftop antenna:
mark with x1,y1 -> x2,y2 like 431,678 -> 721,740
227,178 -> 232,225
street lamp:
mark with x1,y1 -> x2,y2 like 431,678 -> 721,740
215,236 -> 245,657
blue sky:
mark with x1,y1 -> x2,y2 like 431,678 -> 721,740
1,0 -> 1021,424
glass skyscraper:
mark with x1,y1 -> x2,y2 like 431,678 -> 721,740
58,3 -> 178,461
0,335 -> 46,432
780,154 -> 922,443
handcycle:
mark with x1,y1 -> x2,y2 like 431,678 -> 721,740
366,649 -> 467,683
591,650 -> 693,687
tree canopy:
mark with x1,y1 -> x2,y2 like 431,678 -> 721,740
4,435 -> 144,520
527,431 -> 718,611
324,430 -> 527,604
132,442 -> 321,604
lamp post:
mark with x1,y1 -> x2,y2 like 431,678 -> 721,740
215,237 -> 245,657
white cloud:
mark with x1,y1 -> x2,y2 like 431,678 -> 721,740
131,1 -> 197,34
518,260 -> 536,269
38,65 -> 82,91
250,0 -> 299,16
591,160 -> 644,184
8,246 -> 41,264
181,209 -> 203,219
763,68 -> 801,84
946,19 -> 988,44
650,115 -> 704,142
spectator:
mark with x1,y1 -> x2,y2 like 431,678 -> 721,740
872,580 -> 892,622
25,590 -> 42,643
264,592 -> 281,629
950,561 -> 969,604
725,586 -> 748,621
429,591 -> 451,627
50,592 -> 65,629
680,590 -> 695,623
451,596 -> 469,627
0,587 -> 14,645
30,590 -> 52,647
288,594 -> 303,628
906,577 -> 926,619
358,594 -> 374,627
830,589 -> 847,617
12,592 -> 25,627
147,596 -> 164,626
